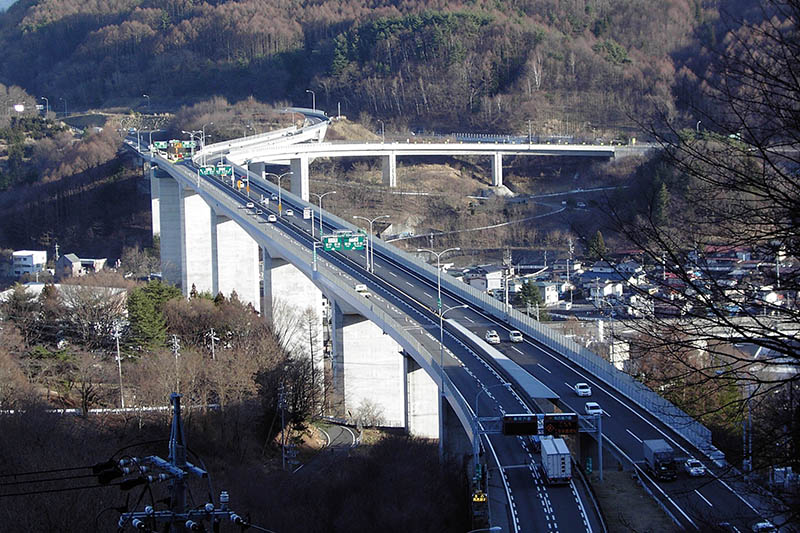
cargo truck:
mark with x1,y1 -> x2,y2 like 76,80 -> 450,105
539,436 -> 571,484
642,439 -> 677,481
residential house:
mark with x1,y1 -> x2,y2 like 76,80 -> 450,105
464,265 -> 505,292
56,253 -> 107,280
12,250 -> 47,278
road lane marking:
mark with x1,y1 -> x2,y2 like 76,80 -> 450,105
511,346 -> 523,354
626,429 -> 642,443
405,281 -> 414,287
463,316 -> 474,323
424,292 -> 433,298
388,271 -> 397,277
537,363 -> 552,374
694,489 -> 713,507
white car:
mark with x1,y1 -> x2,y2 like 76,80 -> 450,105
509,330 -> 523,343
285,209 -> 294,216
267,214 -> 277,223
354,284 -> 371,298
684,458 -> 705,477
584,402 -> 603,416
485,330 -> 500,345
246,202 -> 255,209
574,383 -> 592,397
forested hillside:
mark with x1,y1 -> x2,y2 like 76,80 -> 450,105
0,0 -> 745,132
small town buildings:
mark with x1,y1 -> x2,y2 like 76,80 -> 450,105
464,265 -> 505,292
12,250 -> 47,278
56,253 -> 107,279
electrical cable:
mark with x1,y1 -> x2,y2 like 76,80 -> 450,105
0,464 -> 95,478
0,478 -> 137,498
0,472 -> 98,486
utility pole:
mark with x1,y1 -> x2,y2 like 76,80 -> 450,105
112,322 -> 125,408
117,393 -> 256,531
54,242 -> 60,262
170,335 -> 181,393
279,383 -> 287,471
206,328 -> 219,361
503,248 -> 513,314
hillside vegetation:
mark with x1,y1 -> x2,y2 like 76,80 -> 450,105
0,0 -> 742,133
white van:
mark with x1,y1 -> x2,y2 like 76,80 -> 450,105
354,284 -> 371,298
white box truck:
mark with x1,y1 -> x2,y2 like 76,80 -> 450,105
539,436 -> 571,484
642,439 -> 677,481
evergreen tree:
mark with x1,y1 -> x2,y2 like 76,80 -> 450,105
651,181 -> 670,226
586,230 -> 607,261
127,281 -> 181,349
515,280 -> 550,321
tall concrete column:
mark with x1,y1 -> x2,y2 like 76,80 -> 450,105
262,248 -> 324,373
406,356 -> 439,438
214,215 -> 260,311
492,152 -> 503,187
181,190 -> 214,296
330,300 -> 406,427
150,168 -> 161,237
158,176 -> 182,286
290,155 -> 310,201
381,152 -> 397,187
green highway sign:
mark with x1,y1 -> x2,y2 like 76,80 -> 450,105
153,141 -> 168,149
199,166 -> 215,176
215,165 -> 233,176
184,140 -> 197,148
323,235 -> 341,251
322,232 -> 366,252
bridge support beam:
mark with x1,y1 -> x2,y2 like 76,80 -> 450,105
213,215 -> 260,311
150,167 -> 161,237
330,301 -> 406,428
289,156 -> 310,202
405,356 -> 439,438
180,190 -> 214,296
491,152 -> 503,187
158,176 -> 183,286
381,153 -> 397,188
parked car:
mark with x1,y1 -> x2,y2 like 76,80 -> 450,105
584,402 -> 603,416
574,383 -> 592,397
267,214 -> 277,222
684,458 -> 706,477
485,330 -> 500,345
509,330 -> 523,343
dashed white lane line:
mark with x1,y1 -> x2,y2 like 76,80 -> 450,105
537,363 -> 552,374
463,315 -> 474,323
694,489 -> 713,508
424,292 -> 433,298
388,271 -> 398,277
511,346 -> 524,354
626,429 -> 642,443
405,281 -> 414,287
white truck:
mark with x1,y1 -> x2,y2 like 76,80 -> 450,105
642,439 -> 677,481
539,436 -> 571,484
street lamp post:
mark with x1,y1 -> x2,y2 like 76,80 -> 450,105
40,96 -> 48,116
59,97 -> 67,117
181,129 -> 202,158
377,119 -> 385,142
202,122 -> 213,165
142,94 -> 151,112
265,171 -> 293,216
353,215 -> 390,272
305,89 -> 316,111
311,190 -> 336,238
416,247 -> 461,313
436,303 -> 468,458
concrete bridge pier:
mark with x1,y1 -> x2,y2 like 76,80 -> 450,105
157,176 -> 183,287
261,249 -> 325,373
329,300 -> 406,427
492,152 -> 503,187
381,152 -> 397,188
405,356 -> 439,438
180,190 -> 214,296
289,155 -> 310,202
212,215 -> 260,311
150,167 -> 161,237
